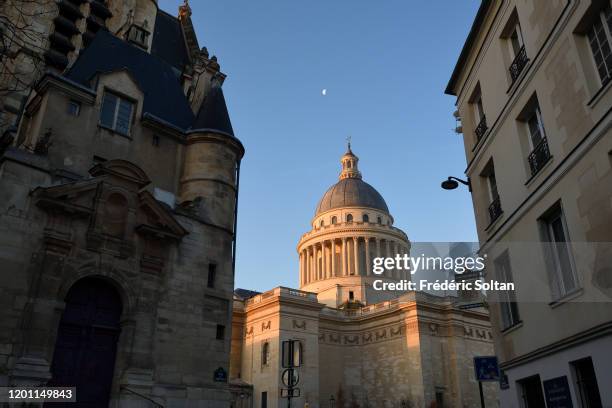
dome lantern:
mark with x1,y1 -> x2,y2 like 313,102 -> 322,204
339,141 -> 361,180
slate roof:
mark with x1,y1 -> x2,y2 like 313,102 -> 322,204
151,10 -> 191,73
66,30 -> 195,129
315,178 -> 389,215
234,288 -> 261,300
191,81 -> 235,137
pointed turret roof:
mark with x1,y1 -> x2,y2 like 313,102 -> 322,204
191,80 -> 235,137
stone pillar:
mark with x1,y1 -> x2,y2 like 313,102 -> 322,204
331,240 -> 336,277
309,246 -> 314,283
316,244 -> 321,280
299,252 -> 303,285
385,240 -> 391,278
342,238 -> 347,276
365,238 -> 371,276
376,238 -> 381,259
353,237 -> 360,276
393,241 -> 400,279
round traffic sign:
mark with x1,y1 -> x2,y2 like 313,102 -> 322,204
281,368 -> 299,387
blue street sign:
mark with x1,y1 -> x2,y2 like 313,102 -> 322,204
474,356 -> 500,382
543,376 -> 573,408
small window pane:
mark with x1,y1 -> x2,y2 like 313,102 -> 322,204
116,98 -> 133,135
100,93 -> 117,128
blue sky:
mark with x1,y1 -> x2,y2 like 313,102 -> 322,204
159,0 -> 481,291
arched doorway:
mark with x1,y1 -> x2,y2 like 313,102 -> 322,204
48,277 -> 122,407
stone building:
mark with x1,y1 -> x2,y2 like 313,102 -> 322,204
230,148 -> 497,408
446,0 -> 612,406
0,1 -> 244,406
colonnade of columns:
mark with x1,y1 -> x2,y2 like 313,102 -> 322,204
299,237 -> 410,286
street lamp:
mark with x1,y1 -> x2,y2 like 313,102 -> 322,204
441,176 -> 472,192
329,395 -> 336,408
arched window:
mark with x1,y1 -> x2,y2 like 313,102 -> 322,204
363,214 -> 369,223
331,216 -> 337,225
377,216 -> 382,224
347,161 -> 352,168
346,214 -> 353,223
319,220 -> 324,227
262,342 -> 270,366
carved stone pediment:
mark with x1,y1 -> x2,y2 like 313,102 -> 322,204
33,160 -> 188,258
137,191 -> 188,240
89,159 -> 150,188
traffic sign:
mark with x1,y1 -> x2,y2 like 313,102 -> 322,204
282,368 -> 300,387
281,388 -> 301,398
474,356 -> 500,382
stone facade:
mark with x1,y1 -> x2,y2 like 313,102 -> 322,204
230,150 -> 496,408
446,0 -> 612,406
0,2 -> 244,407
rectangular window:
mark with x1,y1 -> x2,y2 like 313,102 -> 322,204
522,99 -> 551,177
504,15 -> 528,83
207,264 -> 217,288
435,389 -> 445,408
510,24 -> 524,57
67,100 -> 81,116
494,252 -> 520,330
571,357 -> 603,408
527,106 -> 545,148
261,392 -> 268,408
99,91 -> 134,136
587,4 -> 612,86
469,83 -> 487,142
216,324 -> 225,340
127,25 -> 150,48
517,375 -> 545,408
540,203 -> 579,300
481,160 -> 502,224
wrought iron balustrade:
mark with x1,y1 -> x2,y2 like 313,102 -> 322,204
528,137 -> 551,176
509,46 -> 528,83
475,115 -> 488,141
488,196 -> 503,224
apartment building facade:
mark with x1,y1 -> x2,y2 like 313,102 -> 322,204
446,0 -> 612,407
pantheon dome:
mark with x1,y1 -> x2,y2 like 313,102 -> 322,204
297,145 -> 410,307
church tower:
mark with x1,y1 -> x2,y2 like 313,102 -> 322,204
297,145 -> 410,307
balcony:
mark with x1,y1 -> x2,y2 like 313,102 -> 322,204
474,115 -> 488,141
509,46 -> 528,83
488,196 -> 503,225
528,137 -> 552,176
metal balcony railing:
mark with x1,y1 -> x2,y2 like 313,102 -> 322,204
509,46 -> 528,83
475,115 -> 488,141
528,136 -> 551,176
488,196 -> 503,224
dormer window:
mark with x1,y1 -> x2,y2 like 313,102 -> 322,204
99,91 -> 134,136
127,25 -> 150,49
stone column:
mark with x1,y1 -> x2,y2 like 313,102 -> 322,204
365,238 -> 371,276
342,238 -> 347,276
376,238 -> 381,259
385,239 -> 395,278
393,241 -> 400,279
323,243 -> 327,279
331,240 -> 336,277
299,252 -> 303,285
316,244 -> 321,280
353,237 -> 360,276
309,246 -> 314,282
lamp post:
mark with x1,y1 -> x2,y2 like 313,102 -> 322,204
441,176 -> 472,192
329,395 -> 336,408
